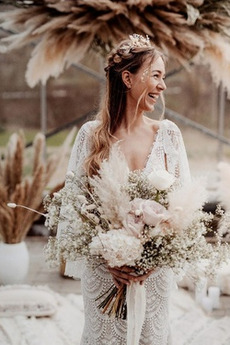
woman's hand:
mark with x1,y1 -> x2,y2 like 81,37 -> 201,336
108,266 -> 154,288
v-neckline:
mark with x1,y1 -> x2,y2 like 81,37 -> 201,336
142,119 -> 164,172
118,119 -> 164,173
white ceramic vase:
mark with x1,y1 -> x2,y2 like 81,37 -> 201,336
0,241 -> 30,284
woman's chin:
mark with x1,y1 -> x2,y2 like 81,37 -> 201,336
144,104 -> 155,112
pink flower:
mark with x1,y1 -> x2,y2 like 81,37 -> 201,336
122,198 -> 170,238
123,212 -> 145,237
143,200 -> 169,226
131,198 -> 169,227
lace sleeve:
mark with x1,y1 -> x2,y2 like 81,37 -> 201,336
56,121 -> 96,279
162,120 -> 191,185
67,122 -> 93,175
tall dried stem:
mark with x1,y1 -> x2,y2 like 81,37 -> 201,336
0,130 -> 74,243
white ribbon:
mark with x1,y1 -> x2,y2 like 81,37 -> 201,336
126,282 -> 146,345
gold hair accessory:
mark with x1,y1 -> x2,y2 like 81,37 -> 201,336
112,34 -> 151,65
128,34 -> 151,49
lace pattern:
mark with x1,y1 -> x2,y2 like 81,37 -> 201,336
80,264 -> 173,345
67,120 -> 98,175
60,119 -> 191,345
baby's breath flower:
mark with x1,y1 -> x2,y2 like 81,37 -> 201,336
43,165 -> 230,283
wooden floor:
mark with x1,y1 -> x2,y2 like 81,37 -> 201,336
25,236 -> 81,295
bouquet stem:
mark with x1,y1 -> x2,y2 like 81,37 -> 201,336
96,284 -> 127,319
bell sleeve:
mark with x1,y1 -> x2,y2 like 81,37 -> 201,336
56,121 -> 93,279
162,120 -> 191,186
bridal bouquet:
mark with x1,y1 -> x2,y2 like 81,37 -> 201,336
44,146 -> 229,321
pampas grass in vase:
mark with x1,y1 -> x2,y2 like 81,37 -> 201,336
0,131 -> 58,244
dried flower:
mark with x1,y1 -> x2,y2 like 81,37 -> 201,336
45,147 -> 230,277
43,146 -> 230,319
1,1 -> 230,91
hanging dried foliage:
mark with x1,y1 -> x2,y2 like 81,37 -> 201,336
0,0 -> 230,91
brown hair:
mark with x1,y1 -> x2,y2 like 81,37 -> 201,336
85,37 -> 165,176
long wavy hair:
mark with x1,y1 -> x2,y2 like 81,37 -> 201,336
85,38 -> 165,176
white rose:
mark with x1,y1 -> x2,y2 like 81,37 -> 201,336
148,170 -> 175,190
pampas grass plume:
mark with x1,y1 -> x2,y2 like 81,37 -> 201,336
201,32 -> 230,97
0,130 -> 74,243
89,144 -> 130,225
1,1 -> 230,87
168,178 -> 208,231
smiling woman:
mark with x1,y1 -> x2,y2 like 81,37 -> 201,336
55,34 -> 191,345
85,35 -> 169,176
114,54 -> 167,172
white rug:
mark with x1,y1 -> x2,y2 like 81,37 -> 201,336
0,288 -> 230,345
170,289 -> 230,345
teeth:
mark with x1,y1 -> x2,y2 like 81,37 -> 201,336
149,93 -> 158,99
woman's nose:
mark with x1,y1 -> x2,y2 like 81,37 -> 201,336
158,79 -> 167,91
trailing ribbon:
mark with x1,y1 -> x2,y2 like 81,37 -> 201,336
126,282 -> 146,345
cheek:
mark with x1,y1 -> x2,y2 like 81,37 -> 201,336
147,79 -> 158,89
132,82 -> 146,97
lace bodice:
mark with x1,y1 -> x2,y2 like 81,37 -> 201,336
60,119 -> 191,345
68,119 -> 190,183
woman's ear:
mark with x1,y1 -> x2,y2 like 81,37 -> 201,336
122,70 -> 132,89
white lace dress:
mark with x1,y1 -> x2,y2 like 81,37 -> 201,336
60,119 -> 191,345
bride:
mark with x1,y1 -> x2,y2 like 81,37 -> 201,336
60,34 -> 190,345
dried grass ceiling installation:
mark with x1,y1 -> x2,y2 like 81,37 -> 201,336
0,0 -> 229,93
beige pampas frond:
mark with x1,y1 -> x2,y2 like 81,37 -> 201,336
26,31 -> 94,87
189,1 -> 204,6
32,133 -> 45,174
89,144 -> 130,226
47,127 -> 77,188
0,128 -> 79,243
0,131 -> 61,243
168,178 -> 208,231
199,31 -> 230,97
0,0 -> 230,87
5,132 -> 24,195
0,9 -> 47,51
0,203 -> 13,243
